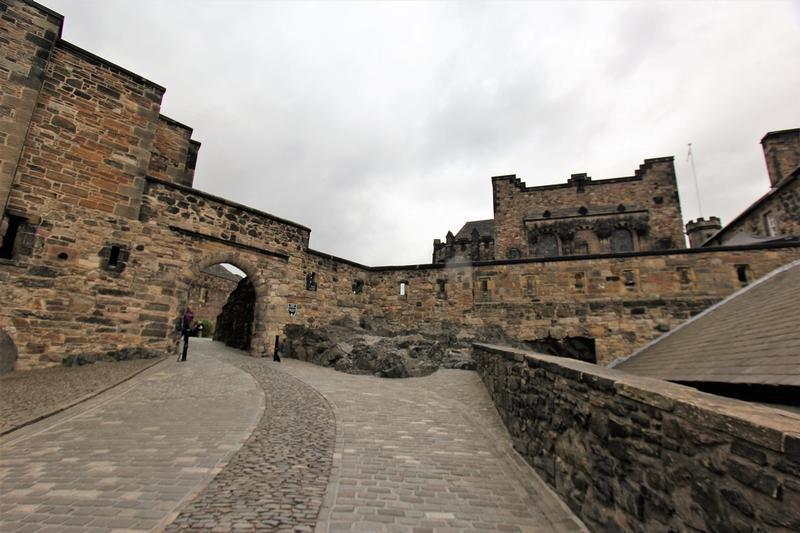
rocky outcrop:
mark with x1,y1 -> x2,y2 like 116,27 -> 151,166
283,318 -> 516,378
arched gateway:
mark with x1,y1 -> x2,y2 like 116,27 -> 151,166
177,251 -> 280,358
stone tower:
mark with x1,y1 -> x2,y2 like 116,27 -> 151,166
761,128 -> 800,187
685,217 -> 722,248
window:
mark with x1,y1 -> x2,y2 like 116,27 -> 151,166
399,281 -> 407,297
108,245 -> 121,267
763,212 -> 777,236
477,277 -> 491,300
574,272 -> 585,291
574,241 -> 589,255
352,279 -> 364,294
735,265 -> 750,286
655,238 -> 673,250
677,267 -> 691,286
623,270 -> 636,287
101,243 -> 129,271
536,233 -> 559,257
305,272 -> 317,291
610,228 -> 634,253
0,214 -> 24,260
525,276 -> 536,297
436,279 -> 447,300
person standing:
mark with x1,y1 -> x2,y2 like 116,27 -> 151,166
180,307 -> 194,362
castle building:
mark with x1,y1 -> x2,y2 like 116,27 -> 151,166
1,1 -> 799,373
435,158 -> 685,263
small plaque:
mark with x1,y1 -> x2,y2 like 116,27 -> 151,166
288,303 -> 297,316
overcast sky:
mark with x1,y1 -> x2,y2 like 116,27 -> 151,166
46,0 -> 800,266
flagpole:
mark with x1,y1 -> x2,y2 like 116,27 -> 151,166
687,143 -> 703,218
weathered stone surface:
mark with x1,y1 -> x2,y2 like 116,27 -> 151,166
474,344 -> 800,533
0,329 -> 18,375
284,319 -> 482,378
61,347 -> 162,367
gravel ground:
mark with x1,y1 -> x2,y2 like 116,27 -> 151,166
0,357 -> 166,435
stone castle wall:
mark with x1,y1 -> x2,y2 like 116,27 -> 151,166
187,270 -> 240,329
1,1 -> 799,371
0,1 -> 61,220
491,158 -> 685,259
365,244 -> 799,364
473,343 -> 800,532
147,116 -> 199,188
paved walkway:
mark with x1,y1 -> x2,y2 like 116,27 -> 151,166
278,360 -> 585,533
0,343 -> 264,532
0,340 -> 585,533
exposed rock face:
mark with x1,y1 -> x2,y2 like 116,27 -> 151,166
283,318 -> 515,378
214,277 -> 255,350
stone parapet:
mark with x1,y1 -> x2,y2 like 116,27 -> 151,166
473,342 -> 800,532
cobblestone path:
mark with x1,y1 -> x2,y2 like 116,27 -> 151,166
0,340 -> 585,533
0,357 -> 164,435
0,342 -> 264,533
277,359 -> 586,533
164,341 -> 335,533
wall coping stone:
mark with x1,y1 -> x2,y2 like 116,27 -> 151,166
22,0 -> 64,34
158,114 -> 193,133
57,40 -> 166,92
473,343 -> 800,453
146,176 -> 311,232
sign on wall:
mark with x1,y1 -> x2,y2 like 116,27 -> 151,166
288,304 -> 297,316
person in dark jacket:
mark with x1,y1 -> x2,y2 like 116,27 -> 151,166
180,307 -> 194,362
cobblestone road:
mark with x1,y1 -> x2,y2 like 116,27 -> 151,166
164,341 -> 335,533
0,340 -> 585,533
278,359 -> 586,533
0,342 -> 264,533
0,357 -> 164,435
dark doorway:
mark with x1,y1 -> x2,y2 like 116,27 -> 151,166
214,276 -> 256,351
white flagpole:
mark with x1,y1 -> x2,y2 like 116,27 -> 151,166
687,143 -> 703,217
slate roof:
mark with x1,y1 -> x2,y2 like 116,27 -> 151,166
614,260 -> 800,386
455,219 -> 495,240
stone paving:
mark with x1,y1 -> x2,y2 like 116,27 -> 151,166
0,342 -> 264,532
0,339 -> 585,533
277,360 -> 586,533
165,341 -> 335,533
0,358 -> 164,436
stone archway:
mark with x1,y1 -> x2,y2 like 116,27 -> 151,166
178,251 -> 272,357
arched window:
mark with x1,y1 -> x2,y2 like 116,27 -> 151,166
536,233 -> 559,257
610,228 -> 634,253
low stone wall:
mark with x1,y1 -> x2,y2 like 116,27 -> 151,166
473,343 -> 800,532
